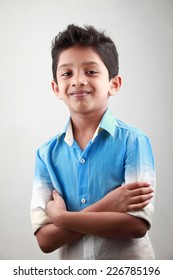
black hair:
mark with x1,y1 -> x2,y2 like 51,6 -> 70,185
51,24 -> 119,83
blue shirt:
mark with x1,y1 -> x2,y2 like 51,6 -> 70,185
31,108 -> 155,259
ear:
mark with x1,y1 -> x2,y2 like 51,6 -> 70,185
108,75 -> 122,96
51,80 -> 62,100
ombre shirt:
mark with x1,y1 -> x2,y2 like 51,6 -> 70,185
31,108 -> 155,259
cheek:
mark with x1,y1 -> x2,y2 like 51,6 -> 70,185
57,81 -> 66,92
98,83 -> 110,95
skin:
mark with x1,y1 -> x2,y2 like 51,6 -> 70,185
48,186 -> 153,238
36,46 -> 154,253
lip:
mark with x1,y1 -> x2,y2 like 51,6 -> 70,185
69,91 -> 91,97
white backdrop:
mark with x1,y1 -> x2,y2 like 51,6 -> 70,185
0,0 -> 172,259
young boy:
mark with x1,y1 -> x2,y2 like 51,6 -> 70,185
31,25 -> 155,259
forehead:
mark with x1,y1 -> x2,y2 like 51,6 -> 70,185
57,46 -> 105,69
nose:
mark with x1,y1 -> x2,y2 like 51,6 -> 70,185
71,73 -> 88,87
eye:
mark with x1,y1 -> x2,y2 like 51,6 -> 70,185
86,70 -> 98,75
61,71 -> 72,77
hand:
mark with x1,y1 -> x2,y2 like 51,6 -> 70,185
47,190 -> 66,225
100,182 -> 153,213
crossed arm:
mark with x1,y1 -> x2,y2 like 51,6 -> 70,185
35,182 -> 153,253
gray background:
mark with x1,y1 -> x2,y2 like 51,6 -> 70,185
0,0 -> 172,259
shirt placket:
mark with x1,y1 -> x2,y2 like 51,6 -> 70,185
76,142 -> 92,210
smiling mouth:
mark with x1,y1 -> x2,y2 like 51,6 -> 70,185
69,91 -> 91,97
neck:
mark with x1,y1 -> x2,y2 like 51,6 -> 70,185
71,108 -> 107,133
70,108 -> 107,150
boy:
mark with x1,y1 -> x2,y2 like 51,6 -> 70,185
31,25 -> 155,259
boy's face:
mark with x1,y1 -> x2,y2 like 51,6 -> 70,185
52,46 -> 121,116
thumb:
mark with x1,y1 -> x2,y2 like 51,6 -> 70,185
52,189 -> 61,200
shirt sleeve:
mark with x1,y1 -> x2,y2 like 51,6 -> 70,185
30,148 -> 54,234
124,132 -> 156,228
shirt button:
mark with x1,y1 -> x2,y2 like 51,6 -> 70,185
81,198 -> 86,204
80,158 -> 85,164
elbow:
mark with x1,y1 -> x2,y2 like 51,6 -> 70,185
36,238 -> 54,254
35,230 -> 57,254
131,219 -> 149,238
40,247 -> 54,254
133,228 -> 147,238
38,243 -> 54,254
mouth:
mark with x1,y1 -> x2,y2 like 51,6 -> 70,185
69,91 -> 91,97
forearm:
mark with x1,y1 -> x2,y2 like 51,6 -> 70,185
54,211 -> 148,238
40,182 -> 151,253
35,223 -> 84,253
35,196 -> 105,253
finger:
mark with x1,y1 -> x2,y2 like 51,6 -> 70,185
130,187 -> 154,197
130,193 -> 153,204
125,182 -> 151,190
127,200 -> 151,211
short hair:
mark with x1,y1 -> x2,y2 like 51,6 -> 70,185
51,24 -> 119,83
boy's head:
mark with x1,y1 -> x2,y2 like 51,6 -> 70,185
51,24 -> 119,84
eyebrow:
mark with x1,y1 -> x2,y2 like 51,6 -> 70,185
58,61 -> 100,70
58,63 -> 73,70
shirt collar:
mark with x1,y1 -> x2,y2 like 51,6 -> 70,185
99,108 -> 118,137
58,108 -> 117,147
58,118 -> 73,147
